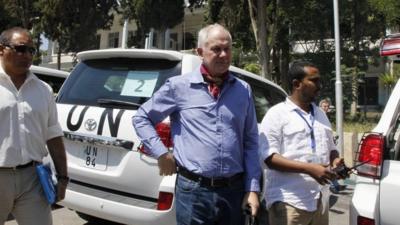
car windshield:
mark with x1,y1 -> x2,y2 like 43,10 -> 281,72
57,58 -> 181,109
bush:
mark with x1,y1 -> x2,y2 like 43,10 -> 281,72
243,63 -> 261,75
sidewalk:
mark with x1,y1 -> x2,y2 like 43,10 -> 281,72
329,177 -> 355,225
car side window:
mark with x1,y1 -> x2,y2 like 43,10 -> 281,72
35,74 -> 66,93
231,71 -> 286,123
250,82 -> 286,123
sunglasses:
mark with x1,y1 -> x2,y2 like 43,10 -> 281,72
3,44 -> 36,55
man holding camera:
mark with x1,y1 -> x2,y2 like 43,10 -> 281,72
259,61 -> 345,225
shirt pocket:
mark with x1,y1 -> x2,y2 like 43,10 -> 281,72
315,125 -> 335,162
282,124 -> 309,153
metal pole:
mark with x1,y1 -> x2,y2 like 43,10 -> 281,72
121,19 -> 128,49
116,0 -> 128,49
333,0 -> 344,155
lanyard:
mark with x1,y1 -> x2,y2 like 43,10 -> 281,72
294,105 -> 316,153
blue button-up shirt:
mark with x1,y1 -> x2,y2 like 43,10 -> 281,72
132,67 -> 261,192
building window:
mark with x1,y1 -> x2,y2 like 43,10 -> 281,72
152,32 -> 158,48
358,77 -> 378,105
183,32 -> 195,50
108,32 -> 119,48
127,31 -> 136,48
95,34 -> 101,49
170,33 -> 178,50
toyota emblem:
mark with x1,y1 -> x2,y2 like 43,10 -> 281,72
84,119 -> 97,131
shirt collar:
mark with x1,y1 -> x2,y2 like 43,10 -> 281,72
189,65 -> 235,84
285,97 -> 316,114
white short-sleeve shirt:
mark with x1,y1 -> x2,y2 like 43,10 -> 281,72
259,97 -> 336,212
0,65 -> 63,167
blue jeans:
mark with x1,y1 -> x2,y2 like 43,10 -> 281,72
175,174 -> 245,225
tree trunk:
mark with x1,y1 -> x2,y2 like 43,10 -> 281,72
247,0 -> 270,79
32,32 -> 41,65
350,0 -> 360,117
279,25 -> 290,91
57,48 -> 61,70
350,69 -> 358,117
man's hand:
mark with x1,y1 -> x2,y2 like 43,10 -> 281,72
331,157 -> 350,179
331,157 -> 345,169
242,191 -> 259,217
266,153 -> 337,185
157,152 -> 176,176
305,163 -> 337,185
56,181 -> 68,202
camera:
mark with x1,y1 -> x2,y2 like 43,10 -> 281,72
332,164 -> 351,178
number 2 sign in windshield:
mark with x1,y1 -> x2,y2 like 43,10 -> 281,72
121,72 -> 159,98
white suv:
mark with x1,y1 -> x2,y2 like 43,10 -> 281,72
30,65 -> 69,93
56,48 -> 286,225
350,79 -> 400,225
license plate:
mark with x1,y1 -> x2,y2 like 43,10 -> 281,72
79,145 -> 108,170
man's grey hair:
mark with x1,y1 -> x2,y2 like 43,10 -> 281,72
197,23 -> 232,48
319,98 -> 331,107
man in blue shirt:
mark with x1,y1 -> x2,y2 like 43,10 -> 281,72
132,24 -> 261,225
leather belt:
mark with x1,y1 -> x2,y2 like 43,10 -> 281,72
0,161 -> 37,170
178,166 -> 243,188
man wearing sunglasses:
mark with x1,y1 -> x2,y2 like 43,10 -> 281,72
0,27 -> 68,225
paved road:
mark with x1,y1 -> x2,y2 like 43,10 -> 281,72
329,184 -> 353,225
6,184 -> 353,225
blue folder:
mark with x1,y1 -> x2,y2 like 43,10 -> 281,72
36,164 -> 56,204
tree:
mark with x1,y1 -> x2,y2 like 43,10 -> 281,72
368,0 -> 400,29
120,0 -> 185,49
202,0 -> 255,68
0,0 -> 22,32
2,0 -> 41,29
247,0 -> 270,79
337,0 -> 384,117
200,0 -> 271,79
1,0 -> 43,65
37,0 -> 116,69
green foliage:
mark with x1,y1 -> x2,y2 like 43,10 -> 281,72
379,72 -> 399,92
0,1 -> 21,31
2,0 -> 40,29
0,0 -> 43,64
368,0 -> 400,27
286,1 -> 334,48
338,65 -> 367,113
218,0 -> 255,52
243,63 -> 261,75
38,0 -> 116,54
205,0 -> 224,23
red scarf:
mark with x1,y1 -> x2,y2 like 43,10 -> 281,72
200,64 -> 228,99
